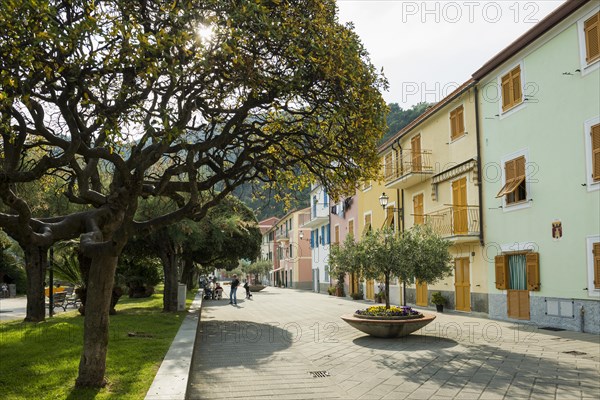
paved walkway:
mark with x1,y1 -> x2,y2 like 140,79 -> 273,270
0,296 -> 72,321
187,286 -> 600,400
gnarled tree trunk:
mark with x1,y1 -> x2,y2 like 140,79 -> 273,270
180,256 -> 197,289
160,249 -> 178,312
24,245 -> 47,322
75,253 -> 118,388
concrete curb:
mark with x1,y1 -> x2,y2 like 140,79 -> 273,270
144,290 -> 203,400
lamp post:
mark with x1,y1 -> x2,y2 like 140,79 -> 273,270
379,192 -> 407,306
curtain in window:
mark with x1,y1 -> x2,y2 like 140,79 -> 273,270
508,254 -> 527,290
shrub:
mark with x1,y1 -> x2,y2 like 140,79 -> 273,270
350,292 -> 363,300
431,291 -> 446,305
327,286 -> 336,295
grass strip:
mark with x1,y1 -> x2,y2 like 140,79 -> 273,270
0,290 -> 196,400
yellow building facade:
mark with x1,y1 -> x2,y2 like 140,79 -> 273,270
380,80 -> 489,313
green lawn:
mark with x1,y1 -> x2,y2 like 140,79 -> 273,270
0,289 -> 197,400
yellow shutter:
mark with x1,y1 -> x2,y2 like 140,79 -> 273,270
515,156 -> 525,179
495,255 -> 508,290
585,12 -> 600,63
592,123 -> 600,182
384,152 -> 393,179
526,252 -> 540,291
501,74 -> 512,111
411,135 -> 422,172
348,220 -> 354,236
593,242 -> 600,289
457,106 -> 465,136
413,194 -> 423,225
511,65 -> 522,105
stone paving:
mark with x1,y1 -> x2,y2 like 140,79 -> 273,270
187,286 -> 600,400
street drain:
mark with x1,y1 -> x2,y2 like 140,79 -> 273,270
309,371 -> 330,378
563,351 -> 587,356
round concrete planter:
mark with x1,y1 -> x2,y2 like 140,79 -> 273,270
249,285 -> 266,292
341,313 -> 436,338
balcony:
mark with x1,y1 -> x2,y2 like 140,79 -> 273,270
424,206 -> 480,243
384,150 -> 434,189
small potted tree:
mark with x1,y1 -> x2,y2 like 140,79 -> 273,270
431,291 -> 446,312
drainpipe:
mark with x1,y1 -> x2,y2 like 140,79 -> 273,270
391,140 -> 407,306
580,306 -> 585,332
474,84 -> 485,247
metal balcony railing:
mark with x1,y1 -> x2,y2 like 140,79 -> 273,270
384,150 -> 434,183
424,206 -> 480,237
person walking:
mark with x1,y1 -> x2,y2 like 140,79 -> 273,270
229,274 -> 240,305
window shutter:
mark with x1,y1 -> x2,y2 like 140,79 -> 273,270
501,74 -> 511,111
495,255 -> 508,290
505,159 -> 516,181
384,152 -> 393,178
515,156 -> 526,179
457,106 -> 465,136
526,252 -> 540,291
593,242 -> 600,289
591,123 -> 600,181
321,225 -> 325,245
310,230 -> 314,248
585,12 -> 600,63
511,65 -> 522,105
348,220 -> 354,236
326,224 -> 330,244
450,109 -> 457,138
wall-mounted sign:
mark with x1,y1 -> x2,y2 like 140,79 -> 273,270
552,220 -> 562,240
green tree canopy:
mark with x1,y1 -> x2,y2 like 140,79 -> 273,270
330,226 -> 452,309
0,0 -> 387,387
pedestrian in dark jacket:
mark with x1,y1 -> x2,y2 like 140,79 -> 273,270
229,275 -> 240,305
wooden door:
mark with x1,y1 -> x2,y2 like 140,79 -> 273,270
452,178 -> 468,235
411,135 -> 422,172
454,257 -> 471,312
507,290 -> 530,319
366,279 -> 374,300
416,280 -> 428,306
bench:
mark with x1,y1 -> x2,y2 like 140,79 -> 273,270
45,287 -> 81,312
45,291 -> 68,311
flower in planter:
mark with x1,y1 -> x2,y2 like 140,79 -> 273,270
355,305 -> 422,317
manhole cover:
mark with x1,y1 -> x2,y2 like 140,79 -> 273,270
308,371 -> 330,378
563,351 -> 587,356
539,326 -> 565,331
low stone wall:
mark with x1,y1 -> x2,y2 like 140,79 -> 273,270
489,293 -> 600,334
405,289 -> 489,314
293,281 -> 313,291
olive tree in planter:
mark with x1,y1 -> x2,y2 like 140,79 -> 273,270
336,225 -> 453,337
329,234 -> 367,298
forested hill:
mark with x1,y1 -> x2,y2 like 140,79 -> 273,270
381,102 -> 432,144
239,102 -> 431,221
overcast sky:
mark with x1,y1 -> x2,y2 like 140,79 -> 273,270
337,0 -> 567,107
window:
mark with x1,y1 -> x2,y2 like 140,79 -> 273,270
501,65 -> 523,112
413,194 -> 424,225
496,156 -> 526,205
348,219 -> 354,237
289,244 -> 293,258
450,105 -> 465,140
584,11 -> 600,64
362,213 -> 372,235
592,123 -> 600,182
334,225 -> 340,244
